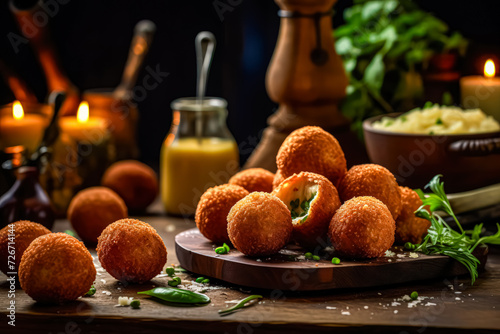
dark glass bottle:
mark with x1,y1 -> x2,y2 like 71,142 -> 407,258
0,166 -> 55,229
0,145 -> 26,196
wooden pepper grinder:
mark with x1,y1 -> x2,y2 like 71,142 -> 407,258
245,0 -> 366,171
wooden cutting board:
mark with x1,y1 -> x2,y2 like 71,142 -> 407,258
175,228 -> 488,291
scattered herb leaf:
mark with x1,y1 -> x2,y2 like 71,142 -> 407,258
138,287 -> 210,304
218,295 -> 263,315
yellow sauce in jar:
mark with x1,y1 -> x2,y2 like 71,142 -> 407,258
160,137 -> 239,216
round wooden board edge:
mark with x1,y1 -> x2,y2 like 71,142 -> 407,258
175,228 -> 486,291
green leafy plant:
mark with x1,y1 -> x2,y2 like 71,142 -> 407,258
406,175 -> 500,284
334,0 -> 468,138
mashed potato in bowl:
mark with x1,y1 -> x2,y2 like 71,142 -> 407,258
372,105 -> 500,135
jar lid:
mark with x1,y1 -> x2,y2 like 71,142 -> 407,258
171,97 -> 227,112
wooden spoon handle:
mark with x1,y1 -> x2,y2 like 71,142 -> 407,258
114,20 -> 156,101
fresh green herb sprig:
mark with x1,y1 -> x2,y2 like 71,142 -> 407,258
218,295 -> 263,315
407,175 -> 500,284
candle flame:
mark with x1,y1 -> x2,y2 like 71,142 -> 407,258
484,59 -> 495,78
77,101 -> 89,123
12,100 -> 24,120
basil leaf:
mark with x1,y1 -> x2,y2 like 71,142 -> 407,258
138,287 -> 210,304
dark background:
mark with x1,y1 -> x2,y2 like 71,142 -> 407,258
1,0 -> 500,168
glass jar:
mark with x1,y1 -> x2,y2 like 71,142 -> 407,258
160,97 -> 239,216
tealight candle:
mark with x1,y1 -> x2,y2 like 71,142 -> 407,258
59,101 -> 108,143
460,59 -> 500,121
0,101 -> 46,153
45,101 -> 113,216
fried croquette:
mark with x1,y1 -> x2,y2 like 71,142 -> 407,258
329,196 -> 395,258
101,160 -> 159,211
395,187 -> 431,244
273,169 -> 286,189
195,184 -> 249,243
0,221 -> 51,274
227,192 -> 292,256
68,187 -> 128,244
272,172 -> 341,248
19,233 -> 96,303
338,164 -> 402,219
276,126 -> 347,187
229,168 -> 274,193
97,219 -> 167,283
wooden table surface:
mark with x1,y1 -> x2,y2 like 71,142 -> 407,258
1,209 -> 499,334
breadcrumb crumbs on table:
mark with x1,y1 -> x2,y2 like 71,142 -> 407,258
385,250 -> 395,257
341,311 -> 351,315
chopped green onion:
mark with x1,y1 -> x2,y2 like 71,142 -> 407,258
304,252 -> 313,259
168,277 -> 181,287
331,257 -> 341,265
312,255 -> 320,261
195,277 -> 205,283
85,285 -> 96,296
130,299 -> 140,309
165,267 -> 175,277
411,291 -> 418,300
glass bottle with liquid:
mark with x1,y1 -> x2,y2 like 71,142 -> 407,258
160,97 -> 239,216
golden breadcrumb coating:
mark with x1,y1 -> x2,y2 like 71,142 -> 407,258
272,172 -> 341,248
68,187 -> 128,244
0,221 -> 51,274
338,164 -> 402,219
329,196 -> 395,258
273,169 -> 286,190
195,184 -> 249,243
227,192 -> 292,256
19,233 -> 96,303
97,219 -> 167,283
101,160 -> 158,211
395,187 -> 431,244
276,126 -> 347,187
229,168 -> 275,193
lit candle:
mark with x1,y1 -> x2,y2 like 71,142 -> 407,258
460,59 -> 500,121
0,101 -> 46,153
59,101 -> 108,143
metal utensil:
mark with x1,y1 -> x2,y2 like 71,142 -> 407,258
194,31 -> 216,140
